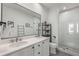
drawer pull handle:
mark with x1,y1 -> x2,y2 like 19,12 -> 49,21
32,46 -> 34,49
38,52 -> 40,54
38,45 -> 40,46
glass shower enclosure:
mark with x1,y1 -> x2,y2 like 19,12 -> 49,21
59,7 -> 79,54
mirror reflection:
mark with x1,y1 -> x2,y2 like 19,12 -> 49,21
0,3 -> 41,39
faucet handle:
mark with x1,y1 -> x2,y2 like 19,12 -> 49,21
16,37 -> 18,39
10,39 -> 15,43
19,38 -> 22,41
17,37 -> 22,41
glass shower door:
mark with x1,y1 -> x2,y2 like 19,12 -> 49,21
59,7 -> 79,52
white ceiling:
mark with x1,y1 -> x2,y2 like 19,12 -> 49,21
41,3 -> 79,10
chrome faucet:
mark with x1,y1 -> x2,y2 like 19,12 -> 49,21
15,37 -> 22,42
10,37 -> 22,43
16,37 -> 19,42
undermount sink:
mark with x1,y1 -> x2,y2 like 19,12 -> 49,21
9,41 -> 28,47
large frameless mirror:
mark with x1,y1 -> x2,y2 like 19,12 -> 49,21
0,3 -> 41,39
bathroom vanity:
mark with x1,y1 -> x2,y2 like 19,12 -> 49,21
0,37 -> 49,56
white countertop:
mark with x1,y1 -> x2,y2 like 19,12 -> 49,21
0,37 -> 48,56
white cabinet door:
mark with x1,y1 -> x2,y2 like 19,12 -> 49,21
6,45 -> 34,56
33,39 -> 49,56
33,42 -> 42,56
42,39 -> 49,56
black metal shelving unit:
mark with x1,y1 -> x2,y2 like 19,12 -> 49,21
42,21 -> 52,42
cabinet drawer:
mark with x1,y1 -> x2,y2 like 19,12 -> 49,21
34,42 -> 42,56
34,42 -> 42,50
34,49 -> 42,56
42,39 -> 49,45
34,39 -> 49,56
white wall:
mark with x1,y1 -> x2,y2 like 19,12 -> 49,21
47,8 -> 59,44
